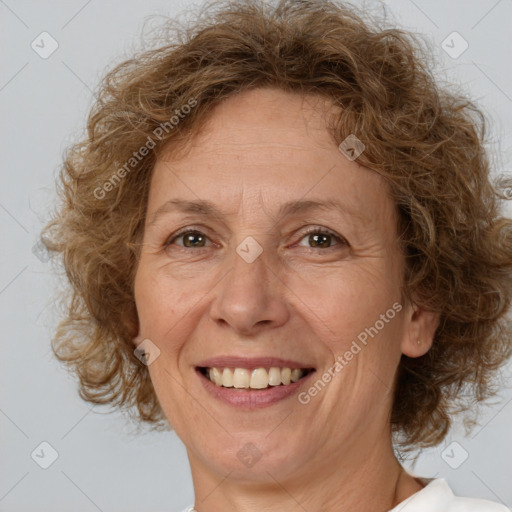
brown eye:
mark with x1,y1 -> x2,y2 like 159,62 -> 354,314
167,230 -> 210,248
308,232 -> 333,248
297,228 -> 347,249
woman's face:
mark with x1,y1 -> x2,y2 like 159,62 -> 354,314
134,87 -> 428,483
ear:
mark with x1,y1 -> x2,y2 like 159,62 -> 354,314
131,333 -> 143,349
400,298 -> 440,357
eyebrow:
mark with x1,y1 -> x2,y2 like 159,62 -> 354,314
147,197 -> 367,227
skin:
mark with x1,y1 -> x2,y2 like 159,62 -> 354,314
133,87 -> 440,512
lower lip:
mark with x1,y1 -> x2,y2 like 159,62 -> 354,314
196,369 -> 315,409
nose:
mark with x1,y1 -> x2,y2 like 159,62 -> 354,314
209,245 -> 290,335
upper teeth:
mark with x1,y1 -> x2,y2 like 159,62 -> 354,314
207,367 -> 306,389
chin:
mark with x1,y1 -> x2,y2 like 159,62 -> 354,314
189,430 -> 311,483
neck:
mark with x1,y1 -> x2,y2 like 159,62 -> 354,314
187,435 -> 422,512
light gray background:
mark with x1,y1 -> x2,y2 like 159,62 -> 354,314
1,0 -> 512,510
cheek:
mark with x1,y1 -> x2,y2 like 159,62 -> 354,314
134,263 -> 214,366
289,264 -> 401,345
135,264 -> 190,330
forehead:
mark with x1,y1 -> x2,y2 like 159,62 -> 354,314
147,88 -> 396,231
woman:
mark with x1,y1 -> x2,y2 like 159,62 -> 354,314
42,0 -> 512,510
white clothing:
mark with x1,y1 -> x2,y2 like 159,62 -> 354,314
389,477 -> 509,511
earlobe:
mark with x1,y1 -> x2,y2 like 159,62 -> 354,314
131,333 -> 143,348
401,302 -> 440,358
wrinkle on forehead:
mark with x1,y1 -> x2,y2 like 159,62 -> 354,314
162,88 -> 342,162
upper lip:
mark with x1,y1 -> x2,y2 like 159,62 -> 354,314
196,356 -> 315,370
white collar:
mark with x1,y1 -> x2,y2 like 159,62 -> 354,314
388,478 -> 454,511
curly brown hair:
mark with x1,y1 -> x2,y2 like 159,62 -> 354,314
41,0 -> 512,451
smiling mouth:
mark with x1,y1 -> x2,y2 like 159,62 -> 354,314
197,366 -> 315,390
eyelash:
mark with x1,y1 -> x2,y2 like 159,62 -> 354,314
164,226 -> 349,251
